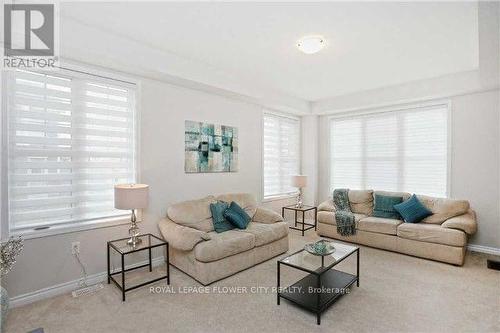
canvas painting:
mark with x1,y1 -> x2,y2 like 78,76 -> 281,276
185,120 -> 238,173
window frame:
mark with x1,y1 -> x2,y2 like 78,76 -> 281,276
327,100 -> 452,198
1,61 -> 142,239
261,110 -> 302,202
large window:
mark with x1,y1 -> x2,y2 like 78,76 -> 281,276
263,112 -> 300,198
5,68 -> 137,233
330,103 -> 448,197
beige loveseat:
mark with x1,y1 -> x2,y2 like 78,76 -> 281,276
317,190 -> 477,265
158,193 -> 289,285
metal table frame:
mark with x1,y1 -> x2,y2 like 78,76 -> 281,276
277,246 -> 359,325
282,205 -> 318,236
107,233 -> 170,301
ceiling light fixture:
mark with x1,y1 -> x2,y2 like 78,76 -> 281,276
296,35 -> 326,54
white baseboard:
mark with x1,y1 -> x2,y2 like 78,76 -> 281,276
10,256 -> 165,308
467,244 -> 500,256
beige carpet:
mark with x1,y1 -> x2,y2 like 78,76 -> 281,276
5,232 -> 500,333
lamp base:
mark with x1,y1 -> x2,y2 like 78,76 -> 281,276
127,237 -> 142,247
295,189 -> 303,208
127,209 -> 142,247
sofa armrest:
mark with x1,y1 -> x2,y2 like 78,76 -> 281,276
441,210 -> 477,235
318,200 -> 335,212
158,217 -> 211,251
252,207 -> 284,224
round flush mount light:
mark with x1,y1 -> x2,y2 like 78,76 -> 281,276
296,35 -> 326,54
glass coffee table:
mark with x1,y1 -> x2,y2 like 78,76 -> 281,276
277,241 -> 359,325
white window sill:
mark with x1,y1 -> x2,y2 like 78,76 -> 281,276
262,193 -> 298,203
9,215 -> 136,240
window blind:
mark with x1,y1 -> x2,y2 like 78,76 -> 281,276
6,69 -> 137,231
263,113 -> 300,198
330,104 -> 448,197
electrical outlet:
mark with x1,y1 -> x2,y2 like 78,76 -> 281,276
71,242 -> 80,255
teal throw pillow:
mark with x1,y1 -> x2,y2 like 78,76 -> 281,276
210,201 -> 234,233
393,194 -> 432,223
372,194 -> 404,219
224,201 -> 251,229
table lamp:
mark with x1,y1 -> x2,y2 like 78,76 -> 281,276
114,184 -> 149,246
291,175 -> 307,208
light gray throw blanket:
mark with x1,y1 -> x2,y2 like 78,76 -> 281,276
333,189 -> 356,236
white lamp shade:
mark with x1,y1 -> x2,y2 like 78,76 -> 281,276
291,175 -> 307,188
114,184 -> 149,210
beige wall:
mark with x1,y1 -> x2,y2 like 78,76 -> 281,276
450,91 -> 500,248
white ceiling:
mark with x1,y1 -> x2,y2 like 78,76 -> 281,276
61,2 -> 479,102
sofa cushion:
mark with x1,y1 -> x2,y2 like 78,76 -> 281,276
224,201 -> 251,229
210,201 -> 234,233
216,193 -> 257,218
317,211 -> 366,226
167,195 -> 216,232
394,194 -> 432,223
348,190 -> 374,215
374,190 -> 411,201
318,200 -> 335,212
441,210 -> 477,235
358,216 -> 402,235
417,195 -> 470,224
194,230 -> 255,263
397,223 -> 466,247
372,194 -> 404,219
239,222 -> 288,247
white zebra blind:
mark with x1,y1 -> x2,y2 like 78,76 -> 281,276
263,113 -> 300,198
6,69 -> 137,231
330,104 -> 448,197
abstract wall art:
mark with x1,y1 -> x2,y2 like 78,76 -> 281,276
185,120 -> 238,173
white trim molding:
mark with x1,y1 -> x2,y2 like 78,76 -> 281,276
10,256 -> 165,308
467,244 -> 500,256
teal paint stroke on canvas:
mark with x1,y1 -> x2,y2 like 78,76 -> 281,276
185,120 -> 239,173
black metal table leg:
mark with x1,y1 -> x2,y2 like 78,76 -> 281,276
121,253 -> 125,301
107,242 -> 110,284
277,261 -> 280,305
294,210 -> 297,227
314,207 -> 317,231
316,274 -> 321,325
166,244 -> 170,285
148,247 -> 152,272
356,249 -> 360,287
302,211 -> 305,236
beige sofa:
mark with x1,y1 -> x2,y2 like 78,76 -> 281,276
317,190 -> 477,265
158,193 -> 289,285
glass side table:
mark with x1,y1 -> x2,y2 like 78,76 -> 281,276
282,205 -> 318,236
107,233 -> 169,301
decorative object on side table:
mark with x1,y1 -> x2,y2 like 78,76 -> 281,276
107,234 -> 169,301
282,205 -> 317,236
305,240 -> 336,256
0,236 -> 24,330
291,175 -> 307,208
114,184 -> 149,247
